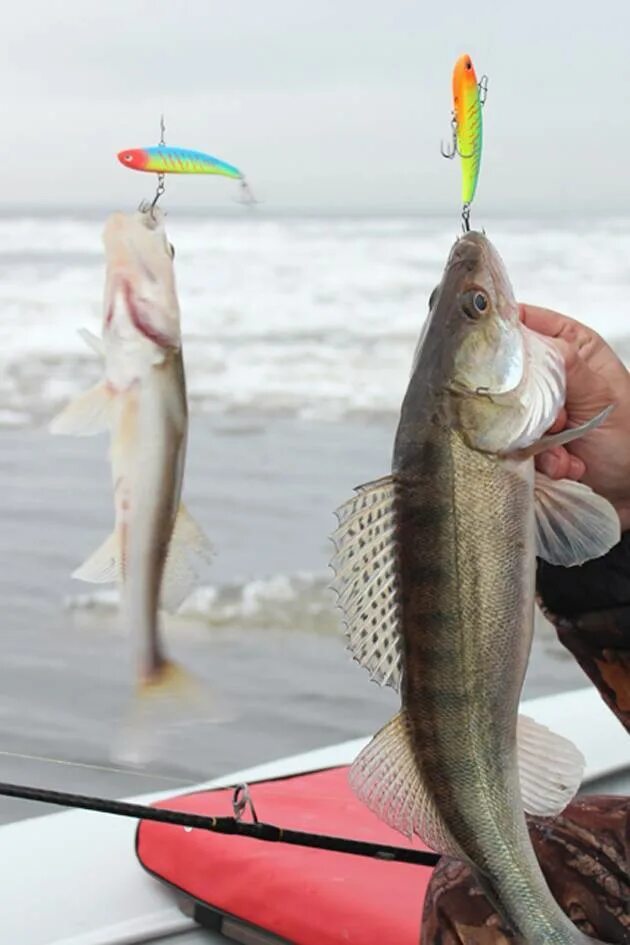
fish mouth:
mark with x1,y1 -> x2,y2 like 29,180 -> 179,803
443,231 -> 514,318
446,231 -> 486,274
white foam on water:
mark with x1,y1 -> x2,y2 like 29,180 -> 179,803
2,212 -> 630,427
64,570 -> 337,633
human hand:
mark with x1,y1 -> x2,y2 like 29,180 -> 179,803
520,304 -> 630,531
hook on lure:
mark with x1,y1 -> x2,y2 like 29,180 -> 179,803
150,114 -> 167,211
117,118 -> 256,209
440,54 -> 488,232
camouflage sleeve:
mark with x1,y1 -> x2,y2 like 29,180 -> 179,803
421,796 -> 630,944
537,531 -> 630,732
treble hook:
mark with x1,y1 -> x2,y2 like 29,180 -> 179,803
440,115 -> 458,160
150,113 -> 167,211
478,75 -> 489,106
440,115 -> 476,160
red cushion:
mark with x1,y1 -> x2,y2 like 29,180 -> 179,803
136,766 -> 435,945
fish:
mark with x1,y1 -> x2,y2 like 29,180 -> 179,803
51,209 -> 211,745
117,146 -> 243,179
331,230 -> 620,944
452,52 -> 484,208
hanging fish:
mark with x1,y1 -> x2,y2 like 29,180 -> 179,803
117,146 -> 244,179
51,208 -> 215,761
441,53 -> 488,230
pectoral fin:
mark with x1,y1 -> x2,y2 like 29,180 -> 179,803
534,473 -> 620,566
78,327 -> 105,358
50,383 -> 113,436
511,405 -> 613,460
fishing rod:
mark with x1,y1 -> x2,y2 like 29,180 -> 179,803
0,778 -> 440,868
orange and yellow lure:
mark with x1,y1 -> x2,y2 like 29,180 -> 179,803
441,54 -> 488,231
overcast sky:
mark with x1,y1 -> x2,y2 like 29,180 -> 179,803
1,1 -> 628,212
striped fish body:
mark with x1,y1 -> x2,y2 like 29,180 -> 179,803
394,404 -> 569,940
339,231 -> 617,944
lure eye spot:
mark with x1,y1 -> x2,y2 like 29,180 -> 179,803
124,154 -> 133,162
465,60 -> 472,70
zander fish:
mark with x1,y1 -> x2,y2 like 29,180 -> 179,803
331,231 -> 620,944
51,209 -> 211,742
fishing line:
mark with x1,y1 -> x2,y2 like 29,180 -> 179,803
0,779 -> 440,867
0,749 -> 189,784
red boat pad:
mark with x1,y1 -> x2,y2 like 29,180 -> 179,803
136,765 -> 436,945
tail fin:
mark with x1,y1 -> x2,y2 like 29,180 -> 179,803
112,660 -> 226,766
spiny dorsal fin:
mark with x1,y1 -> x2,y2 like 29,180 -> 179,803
349,710 -> 462,856
331,476 -> 403,690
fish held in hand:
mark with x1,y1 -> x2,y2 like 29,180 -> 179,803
331,231 -> 620,944
52,209 -> 213,751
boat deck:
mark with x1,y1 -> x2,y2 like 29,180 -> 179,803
0,688 -> 627,945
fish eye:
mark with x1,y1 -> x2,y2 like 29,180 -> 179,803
461,288 -> 489,320
473,291 -> 488,313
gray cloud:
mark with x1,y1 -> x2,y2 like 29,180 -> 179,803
0,1 -> 627,211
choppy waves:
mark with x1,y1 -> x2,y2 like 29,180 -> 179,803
2,212 -> 630,427
65,570 -> 340,634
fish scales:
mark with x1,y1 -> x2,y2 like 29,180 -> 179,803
339,230 -> 621,943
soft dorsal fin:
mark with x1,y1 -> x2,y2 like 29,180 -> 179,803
330,476 -> 403,690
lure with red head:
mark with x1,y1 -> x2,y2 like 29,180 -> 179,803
117,146 -> 243,180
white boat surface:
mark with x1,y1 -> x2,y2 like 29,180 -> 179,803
0,687 -> 627,945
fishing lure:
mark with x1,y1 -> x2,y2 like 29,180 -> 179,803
441,54 -> 488,231
117,146 -> 243,180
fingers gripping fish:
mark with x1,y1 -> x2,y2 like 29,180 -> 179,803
331,232 -> 620,944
